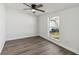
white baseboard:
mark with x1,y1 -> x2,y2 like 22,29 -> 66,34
0,40 -> 5,54
6,35 -> 38,41
39,35 -> 79,55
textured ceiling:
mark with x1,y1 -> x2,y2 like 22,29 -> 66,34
5,3 -> 79,15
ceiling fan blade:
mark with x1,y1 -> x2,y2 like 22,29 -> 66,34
24,8 -> 32,10
23,3 -> 31,7
35,9 -> 45,12
36,4 -> 43,8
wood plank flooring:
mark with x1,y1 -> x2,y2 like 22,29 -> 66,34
1,36 -> 76,55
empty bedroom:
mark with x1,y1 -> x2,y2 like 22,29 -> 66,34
0,3 -> 79,55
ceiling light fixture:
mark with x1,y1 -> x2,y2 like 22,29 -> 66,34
32,9 -> 36,13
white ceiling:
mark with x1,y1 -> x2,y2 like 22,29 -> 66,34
5,3 -> 79,15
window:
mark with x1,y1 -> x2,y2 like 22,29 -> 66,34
48,16 -> 59,39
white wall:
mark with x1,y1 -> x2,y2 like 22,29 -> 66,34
6,8 -> 37,40
38,7 -> 79,54
0,4 -> 6,53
